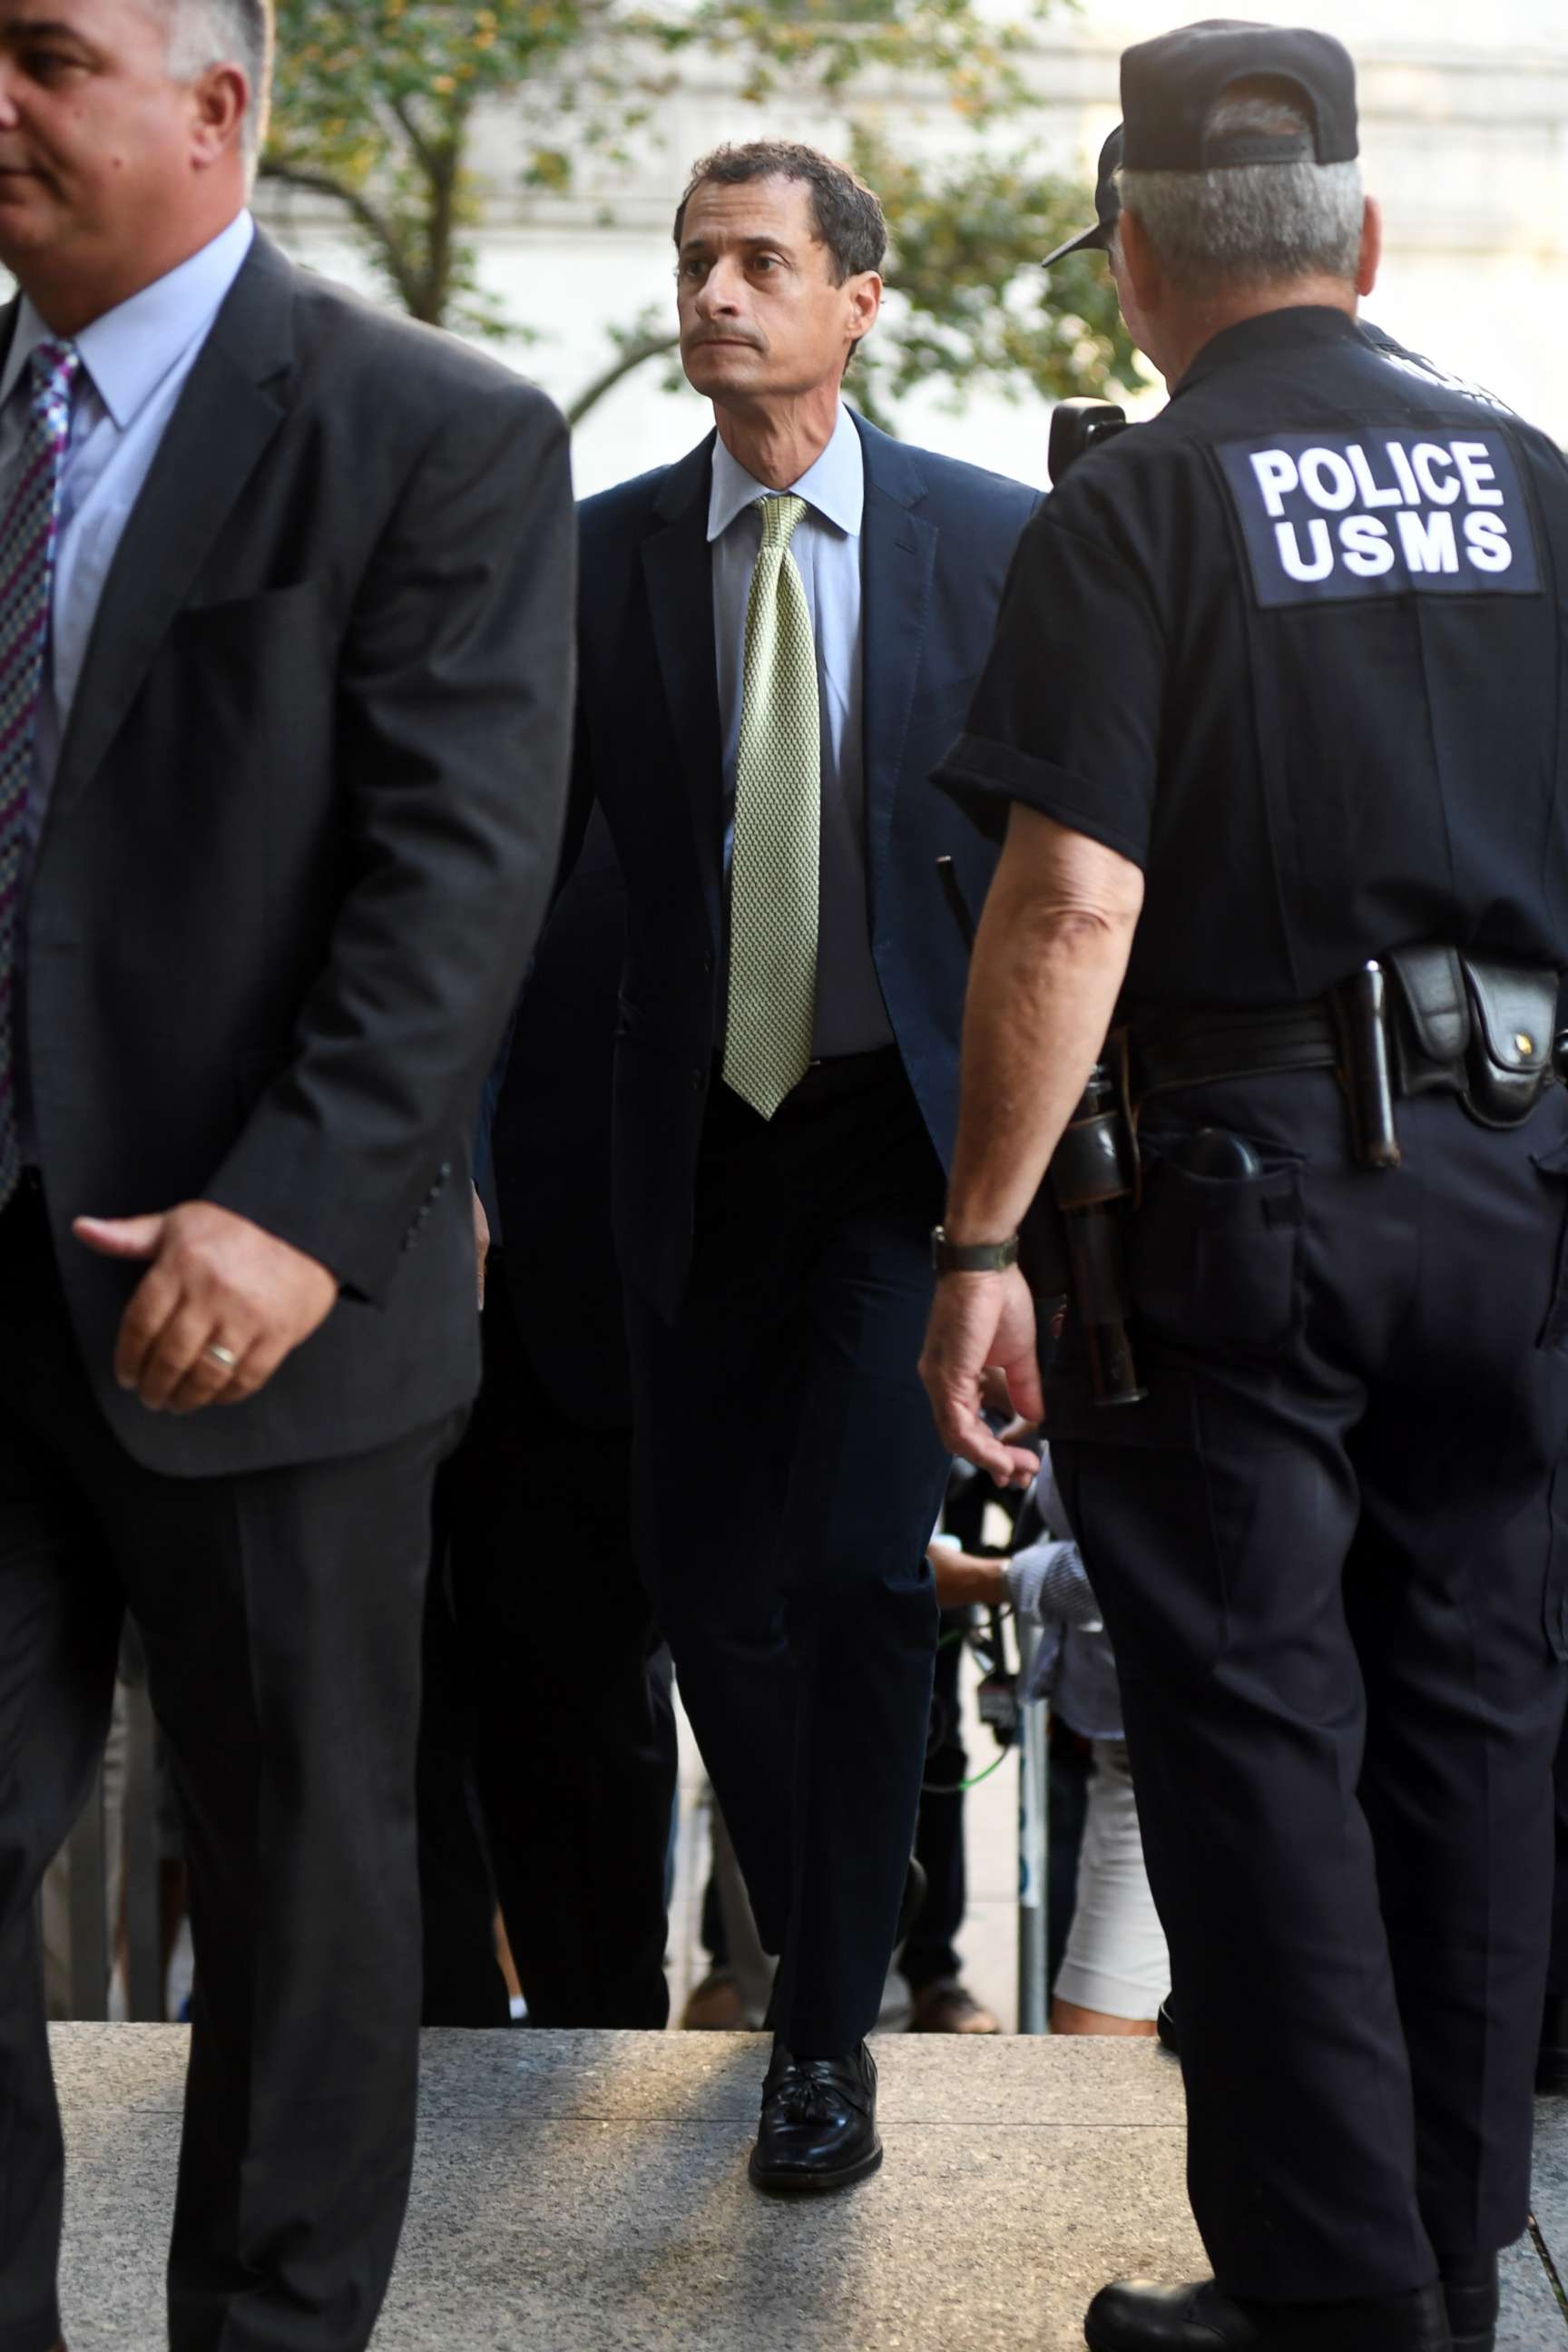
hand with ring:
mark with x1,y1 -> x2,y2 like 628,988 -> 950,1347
73,1201 -> 338,1414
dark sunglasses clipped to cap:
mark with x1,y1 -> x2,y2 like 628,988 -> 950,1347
1041,124 -> 1123,270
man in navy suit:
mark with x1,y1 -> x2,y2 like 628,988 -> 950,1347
573,140 -> 1036,2190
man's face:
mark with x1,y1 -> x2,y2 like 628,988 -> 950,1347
0,0 -> 201,271
677,174 -> 879,407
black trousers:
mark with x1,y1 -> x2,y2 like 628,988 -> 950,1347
417,1264 -> 676,2029
902,1610 -> 967,1993
0,1184 -> 455,2352
415,1559 -> 511,2031
1052,1072 -> 1568,2304
1552,1711 -> 1568,2002
625,1050 -> 947,2055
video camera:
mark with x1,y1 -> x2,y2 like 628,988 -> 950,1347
1049,397 -> 1132,485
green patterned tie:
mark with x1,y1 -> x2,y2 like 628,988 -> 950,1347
722,493 -> 820,1120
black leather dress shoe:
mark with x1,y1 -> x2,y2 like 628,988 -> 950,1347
1443,2254 -> 1498,2352
748,2040 -> 881,2193
1539,1994 -> 1568,2092
1084,2282 -> 1260,2351
1156,1994 -> 1178,2055
1083,2278 -> 1453,2352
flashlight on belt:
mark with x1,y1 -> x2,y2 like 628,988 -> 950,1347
1346,960 -> 1401,1171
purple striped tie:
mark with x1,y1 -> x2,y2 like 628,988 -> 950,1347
0,337 -> 79,1211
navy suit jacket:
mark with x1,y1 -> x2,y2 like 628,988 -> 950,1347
573,409 -> 1039,1322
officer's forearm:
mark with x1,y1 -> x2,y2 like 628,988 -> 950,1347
946,808 -> 1142,1244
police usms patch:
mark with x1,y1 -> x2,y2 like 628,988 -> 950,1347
1217,429 -> 1542,607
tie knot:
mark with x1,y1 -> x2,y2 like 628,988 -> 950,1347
756,493 -> 808,554
27,338 -> 80,419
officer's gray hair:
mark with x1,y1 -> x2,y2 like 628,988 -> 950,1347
1117,86 -> 1364,299
155,0 -> 274,181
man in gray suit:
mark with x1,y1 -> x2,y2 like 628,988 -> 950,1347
0,2 -> 574,2346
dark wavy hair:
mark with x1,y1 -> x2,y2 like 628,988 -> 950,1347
672,141 -> 887,283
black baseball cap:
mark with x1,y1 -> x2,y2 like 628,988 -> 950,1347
1120,19 -> 1358,174
1042,124 -> 1124,270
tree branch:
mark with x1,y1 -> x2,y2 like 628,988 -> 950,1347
260,162 -> 423,314
389,93 -> 445,186
566,328 -> 681,426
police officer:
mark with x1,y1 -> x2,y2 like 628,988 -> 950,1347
920,22 -> 1568,2352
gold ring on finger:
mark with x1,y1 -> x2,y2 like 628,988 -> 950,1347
205,1343 -> 240,1370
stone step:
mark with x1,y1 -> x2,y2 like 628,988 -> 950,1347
51,2025 -> 1568,2350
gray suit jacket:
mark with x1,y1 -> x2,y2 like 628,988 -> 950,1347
20,231 -> 576,1474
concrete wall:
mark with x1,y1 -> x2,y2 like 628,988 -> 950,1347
257,0 -> 1568,495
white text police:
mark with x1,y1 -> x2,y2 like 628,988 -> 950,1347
1218,429 -> 1541,608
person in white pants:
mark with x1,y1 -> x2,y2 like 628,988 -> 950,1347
932,1447 -> 1169,2034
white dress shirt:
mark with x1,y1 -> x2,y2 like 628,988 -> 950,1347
709,401 -> 892,1061
0,207 -> 256,1150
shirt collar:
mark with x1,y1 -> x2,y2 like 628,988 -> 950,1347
707,401 -> 865,545
1,210 -> 255,427
1172,303 -> 1360,399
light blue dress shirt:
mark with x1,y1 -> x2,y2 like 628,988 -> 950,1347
0,206 -> 256,1150
709,401 -> 893,1062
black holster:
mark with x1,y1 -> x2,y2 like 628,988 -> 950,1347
1026,1056 -> 1146,1408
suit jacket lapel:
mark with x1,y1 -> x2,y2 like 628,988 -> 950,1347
640,434 -> 724,930
856,413 -> 936,930
49,231 -> 296,818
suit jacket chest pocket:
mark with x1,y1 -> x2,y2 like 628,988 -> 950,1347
163,582 -> 334,759
903,671 -> 983,779
907,669 -> 980,730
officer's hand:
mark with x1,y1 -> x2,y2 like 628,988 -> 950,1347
74,1202 -> 338,1414
920,1265 -> 1044,1487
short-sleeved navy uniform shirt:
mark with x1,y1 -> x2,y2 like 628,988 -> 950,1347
936,306 -> 1568,1009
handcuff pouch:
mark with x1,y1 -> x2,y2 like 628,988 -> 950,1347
1460,958 -> 1555,1126
1386,945 -> 1555,1128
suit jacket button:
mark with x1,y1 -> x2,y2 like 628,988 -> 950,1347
691,1068 -> 703,1091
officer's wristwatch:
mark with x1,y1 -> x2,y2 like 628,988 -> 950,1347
930,1225 -> 1021,1277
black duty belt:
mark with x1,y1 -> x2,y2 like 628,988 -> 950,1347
1129,948 -> 1563,1163
1131,1002 -> 1339,1100
1036,949 -> 1563,1416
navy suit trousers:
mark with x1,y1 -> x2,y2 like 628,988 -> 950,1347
625,1048 -> 947,2054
